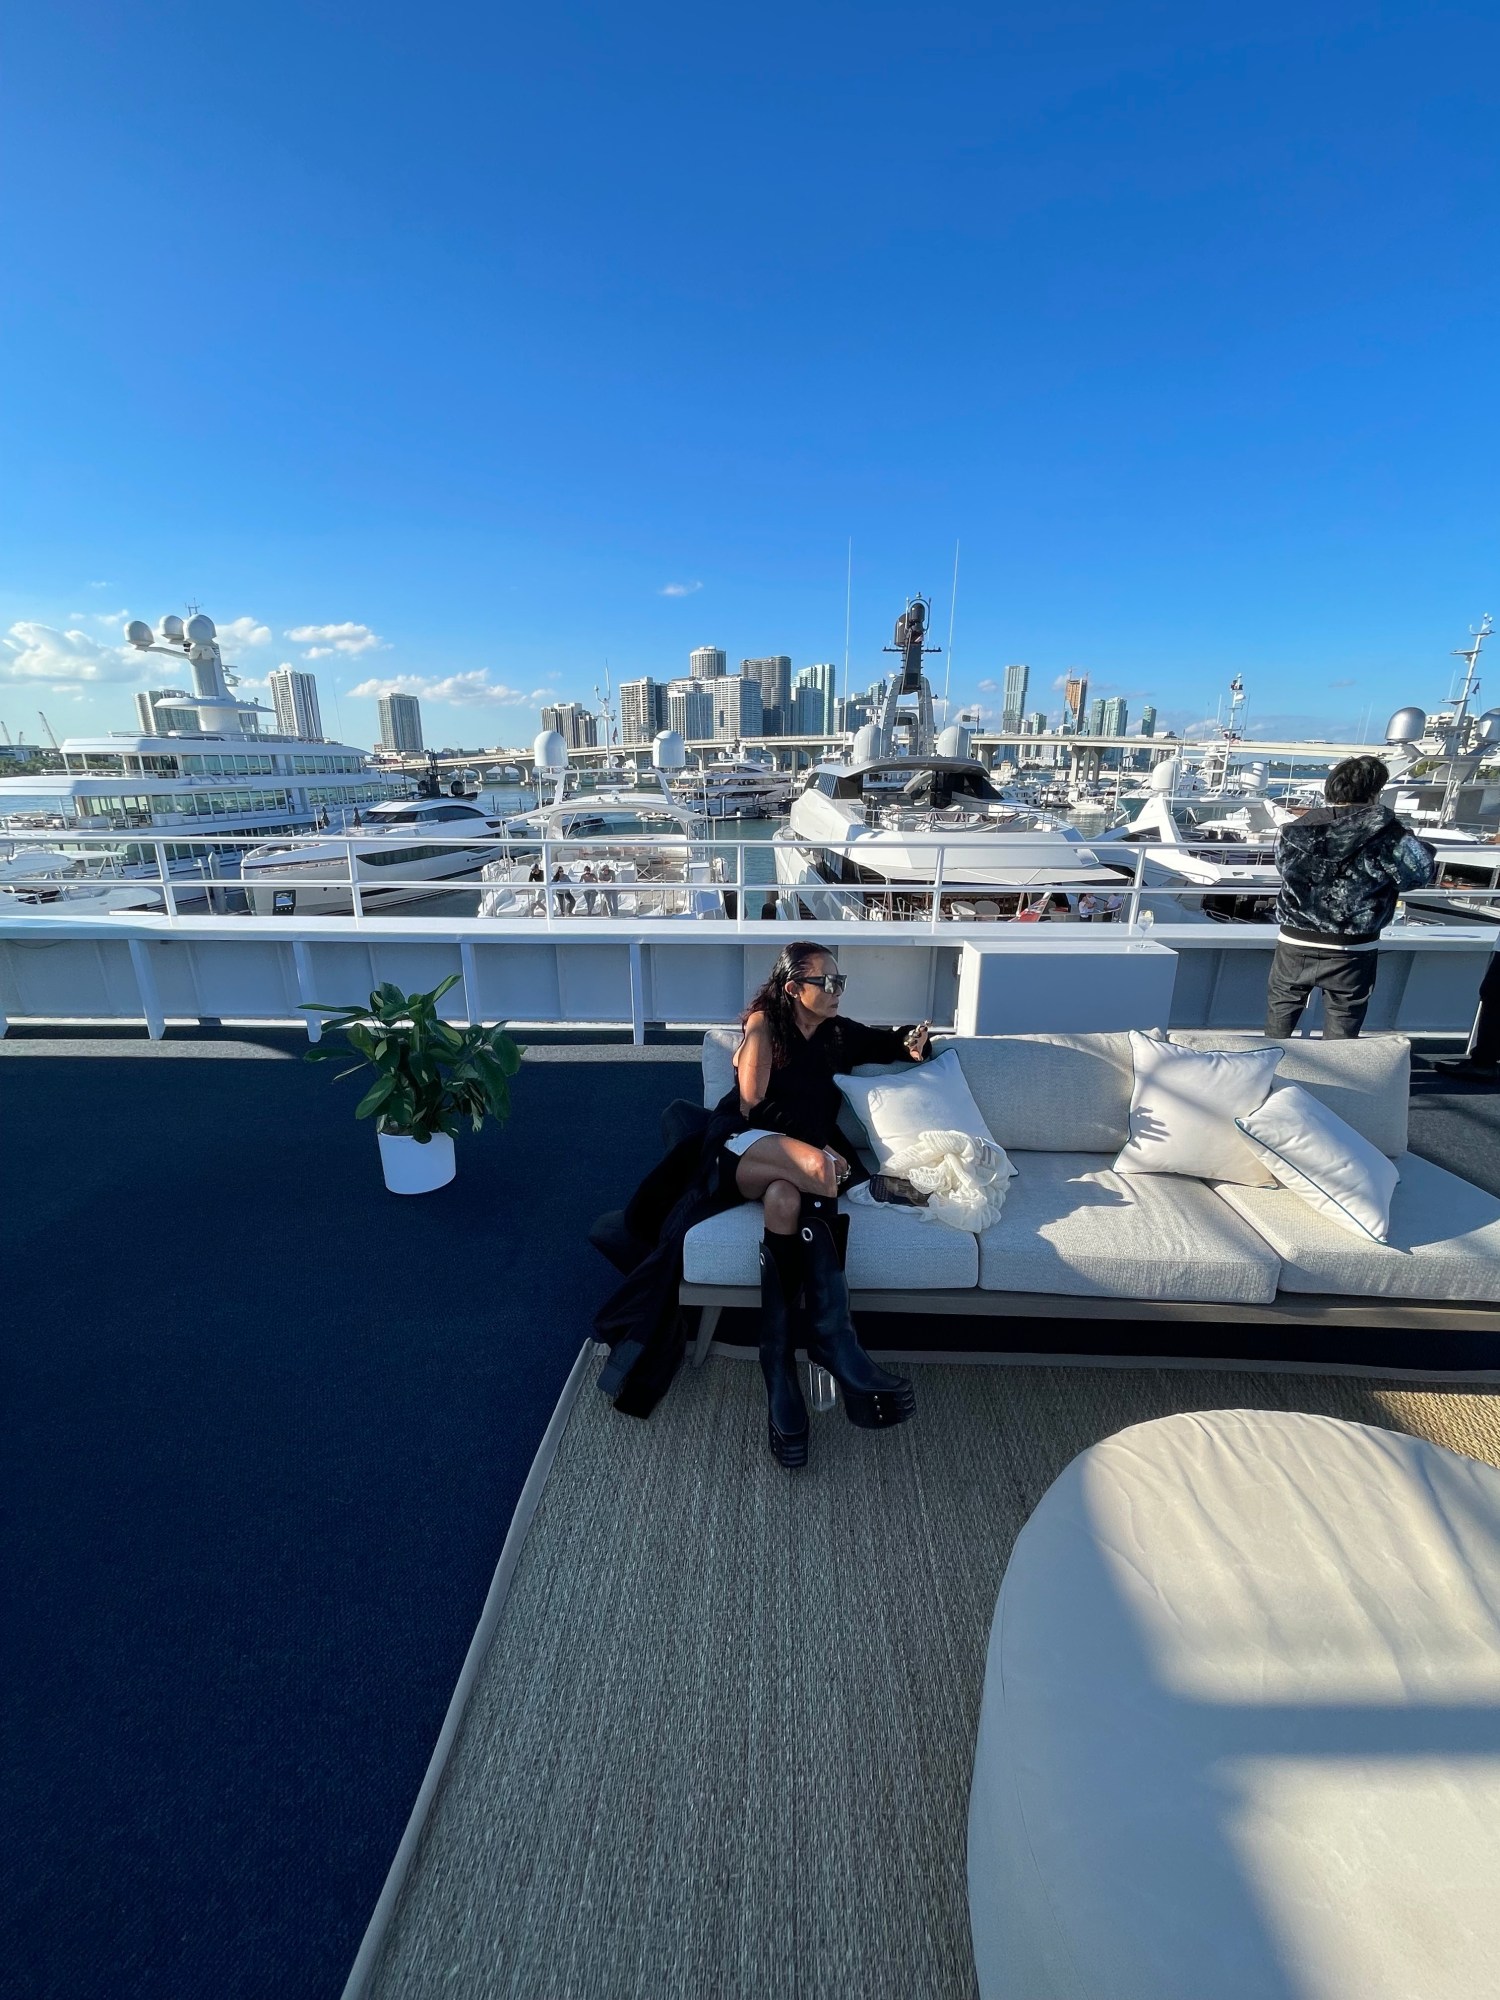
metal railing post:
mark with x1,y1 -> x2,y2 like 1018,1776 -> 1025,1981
1127,846 -> 1144,929
153,839 -> 179,920
930,840 -> 946,930
348,839 -> 363,921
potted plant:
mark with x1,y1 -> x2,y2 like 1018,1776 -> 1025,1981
301,974 -> 522,1194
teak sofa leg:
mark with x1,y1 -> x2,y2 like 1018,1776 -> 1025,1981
692,1305 -> 722,1365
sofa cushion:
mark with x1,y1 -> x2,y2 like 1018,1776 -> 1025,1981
1236,1084 -> 1400,1242
682,1196 -> 979,1289
702,1025 -> 741,1109
834,1049 -> 998,1170
976,1152 -> 1280,1303
1114,1033 -> 1281,1186
1168,1032 -> 1410,1157
947,1034 -> 1136,1153
1217,1151 -> 1500,1301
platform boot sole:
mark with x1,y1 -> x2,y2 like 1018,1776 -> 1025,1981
808,1359 -> 916,1430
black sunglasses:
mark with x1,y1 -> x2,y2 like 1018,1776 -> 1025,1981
794,972 -> 847,993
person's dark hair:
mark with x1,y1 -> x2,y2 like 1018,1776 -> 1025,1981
742,940 -> 833,1068
1325,755 -> 1389,806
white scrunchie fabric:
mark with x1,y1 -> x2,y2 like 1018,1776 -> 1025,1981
882,1128 -> 1017,1232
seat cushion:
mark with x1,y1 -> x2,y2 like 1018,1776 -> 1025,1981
702,1025 -> 741,1108
1168,1031 -> 1410,1156
969,1410 -> 1500,2000
1217,1150 -> 1500,1300
682,1197 -> 978,1289
976,1153 -> 1280,1302
948,1034 -> 1136,1153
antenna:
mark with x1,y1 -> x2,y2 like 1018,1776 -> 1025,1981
843,538 -> 853,684
942,539 -> 959,720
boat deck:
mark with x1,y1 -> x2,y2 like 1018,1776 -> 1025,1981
3,1031 -> 1498,1999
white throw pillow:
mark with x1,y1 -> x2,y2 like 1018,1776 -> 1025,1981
1236,1084 -> 1400,1242
834,1049 -> 997,1171
1114,1031 -> 1282,1185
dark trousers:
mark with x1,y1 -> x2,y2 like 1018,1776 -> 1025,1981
1266,941 -> 1379,1040
1468,950 -> 1500,1065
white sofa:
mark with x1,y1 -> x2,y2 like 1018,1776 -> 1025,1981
680,1028 -> 1500,1353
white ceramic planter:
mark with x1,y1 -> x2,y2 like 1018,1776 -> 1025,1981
377,1129 -> 456,1195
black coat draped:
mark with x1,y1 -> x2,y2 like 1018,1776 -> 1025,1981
592,1017 -> 925,1417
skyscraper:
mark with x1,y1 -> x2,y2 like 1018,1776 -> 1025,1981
667,679 -> 714,740
1026,710 -> 1047,734
269,665 -> 324,741
620,677 -> 667,744
1063,674 -> 1089,731
1101,696 -> 1128,737
689,646 -> 727,680
1000,663 -> 1030,734
540,702 -> 598,749
135,687 -> 196,735
378,693 -> 423,752
1087,697 -> 1106,736
792,662 -> 837,735
713,676 -> 763,743
741,656 -> 791,734
1140,705 -> 1157,738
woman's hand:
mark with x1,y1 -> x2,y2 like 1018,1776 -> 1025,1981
904,1020 -> 931,1060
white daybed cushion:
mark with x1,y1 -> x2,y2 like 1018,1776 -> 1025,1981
1114,1033 -> 1281,1186
1168,1031 -> 1410,1156
834,1049 -> 997,1171
976,1152 -> 1279,1303
702,1026 -> 741,1107
949,1033 -> 1136,1153
969,1410 -> 1500,2000
682,1196 -> 979,1289
1217,1149 -> 1500,1301
1235,1084 -> 1400,1241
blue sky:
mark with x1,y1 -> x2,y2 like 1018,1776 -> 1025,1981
2,1 -> 1497,750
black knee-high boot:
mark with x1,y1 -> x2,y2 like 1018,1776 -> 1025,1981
759,1228 -> 810,1468
798,1193 -> 916,1430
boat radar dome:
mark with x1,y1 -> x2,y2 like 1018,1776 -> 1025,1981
936,723 -> 971,760
1386,706 -> 1426,746
652,729 -> 687,771
534,729 -> 568,775
1149,756 -> 1181,792
125,620 -> 154,649
1475,708 -> 1500,748
852,722 -> 883,764
184,614 -> 217,645
159,615 -> 185,642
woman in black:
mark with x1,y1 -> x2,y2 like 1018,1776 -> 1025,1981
722,941 -> 930,1468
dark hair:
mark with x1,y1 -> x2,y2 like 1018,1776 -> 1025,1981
1325,755 -> 1389,806
742,940 -> 835,1068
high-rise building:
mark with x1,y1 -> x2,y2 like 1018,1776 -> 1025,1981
619,677 -> 668,745
1101,696 -> 1128,737
540,702 -> 598,749
667,678 -> 715,740
741,656 -> 791,734
1140,705 -> 1157,738
269,665 -> 324,741
378,693 -> 424,752
1000,663 -> 1030,734
135,687 -> 197,735
836,693 -> 873,734
689,646 -> 727,680
1087,697 -> 1106,736
1025,710 -> 1048,734
1062,674 -> 1089,731
792,662 -> 837,736
712,676 -> 763,743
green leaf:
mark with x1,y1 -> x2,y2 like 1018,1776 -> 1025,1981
354,1075 -> 397,1120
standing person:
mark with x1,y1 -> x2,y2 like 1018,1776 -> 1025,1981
1433,944 -> 1500,1081
597,861 -> 616,915
1076,892 -> 1098,923
579,863 -> 599,915
1101,891 -> 1124,923
550,864 -> 575,916
1265,755 -> 1436,1039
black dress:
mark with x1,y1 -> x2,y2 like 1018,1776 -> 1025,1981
592,1015 -> 925,1417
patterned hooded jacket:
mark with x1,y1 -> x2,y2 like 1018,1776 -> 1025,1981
1275,803 -> 1436,947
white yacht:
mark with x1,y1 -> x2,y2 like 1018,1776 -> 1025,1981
667,754 -> 792,820
477,789 -> 729,919
1096,760 -> 1284,924
773,754 -> 1128,920
241,796 -> 509,914
0,848 -> 163,914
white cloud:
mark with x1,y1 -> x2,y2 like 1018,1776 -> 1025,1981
659,581 -> 703,597
218,616 -> 273,652
977,678 -> 999,693
347,670 -> 552,708
0,621 -> 143,687
286,620 -> 384,657
87,579 -> 110,590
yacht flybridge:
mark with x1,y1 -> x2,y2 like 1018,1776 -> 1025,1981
774,754 -> 1126,919
667,753 -> 792,819
241,795 -> 508,914
477,788 -> 729,918
1096,758 -> 1283,924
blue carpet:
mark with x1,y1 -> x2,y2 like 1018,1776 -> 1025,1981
0,1036 -> 691,2000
